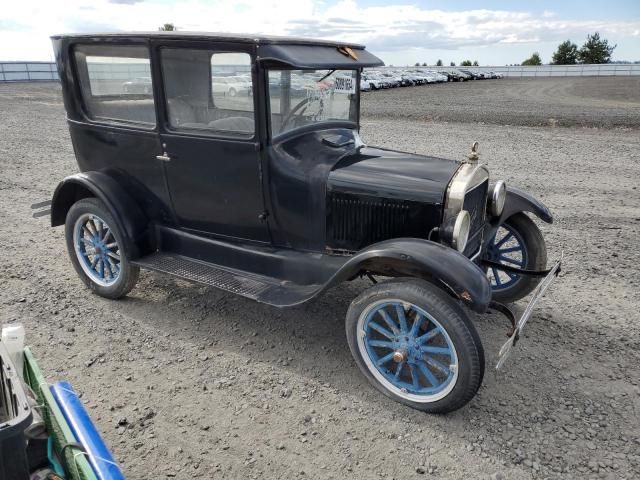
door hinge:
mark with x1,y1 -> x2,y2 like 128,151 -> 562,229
258,211 -> 269,221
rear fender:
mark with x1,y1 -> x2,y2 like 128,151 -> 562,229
50,172 -> 148,259
327,238 -> 492,313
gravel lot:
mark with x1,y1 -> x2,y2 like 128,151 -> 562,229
1,80 -> 639,480
363,76 -> 640,128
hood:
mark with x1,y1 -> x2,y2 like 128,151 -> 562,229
328,146 -> 460,205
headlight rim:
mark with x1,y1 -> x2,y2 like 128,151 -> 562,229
452,210 -> 471,252
490,180 -> 507,217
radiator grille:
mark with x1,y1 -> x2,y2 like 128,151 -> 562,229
462,180 -> 488,256
330,196 -> 411,249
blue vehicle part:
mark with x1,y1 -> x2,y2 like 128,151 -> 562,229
47,438 -> 65,477
73,212 -> 122,286
50,382 -> 125,480
485,222 -> 528,290
361,300 -> 458,398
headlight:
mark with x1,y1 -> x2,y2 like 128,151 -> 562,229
452,210 -> 471,252
490,180 -> 506,217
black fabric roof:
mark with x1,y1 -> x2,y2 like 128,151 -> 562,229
51,31 -> 385,69
50,31 -> 363,47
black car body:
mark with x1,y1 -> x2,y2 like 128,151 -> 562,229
46,32 -> 559,413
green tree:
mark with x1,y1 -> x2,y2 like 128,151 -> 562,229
436,59 -> 443,66
414,62 -> 420,66
472,60 -> 479,66
578,32 -> 616,64
522,52 -> 542,66
552,40 -> 578,64
450,61 -> 456,66
422,62 -> 428,66
460,60 -> 472,66
159,23 -> 176,31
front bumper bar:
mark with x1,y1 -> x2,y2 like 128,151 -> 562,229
495,255 -> 562,369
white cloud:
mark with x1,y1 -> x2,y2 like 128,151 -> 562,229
0,0 -> 639,63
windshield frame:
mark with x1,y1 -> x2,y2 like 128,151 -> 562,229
265,67 -> 361,142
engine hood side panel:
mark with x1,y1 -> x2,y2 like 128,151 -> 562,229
326,147 -> 460,251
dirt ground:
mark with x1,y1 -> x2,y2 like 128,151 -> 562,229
0,80 -> 639,480
363,76 -> 640,128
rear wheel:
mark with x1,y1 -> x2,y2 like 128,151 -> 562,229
65,198 -> 139,299
485,213 -> 547,303
346,280 -> 484,413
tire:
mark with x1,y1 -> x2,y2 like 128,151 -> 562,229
485,213 -> 548,303
65,198 -> 139,299
346,279 -> 484,413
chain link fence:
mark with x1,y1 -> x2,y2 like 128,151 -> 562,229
2,61 -> 640,82
0,62 -> 59,82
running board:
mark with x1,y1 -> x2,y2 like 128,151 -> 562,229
132,252 -> 319,307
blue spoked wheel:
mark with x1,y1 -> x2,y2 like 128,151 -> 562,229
486,223 -> 528,291
485,213 -> 547,303
347,280 -> 484,413
74,213 -> 121,286
359,300 -> 459,401
65,198 -> 139,299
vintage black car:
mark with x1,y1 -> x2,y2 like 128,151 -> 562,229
44,32 -> 560,413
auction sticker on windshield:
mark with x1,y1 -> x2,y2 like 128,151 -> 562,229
334,75 -> 355,94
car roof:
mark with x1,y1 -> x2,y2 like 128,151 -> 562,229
50,31 -> 365,48
51,31 -> 385,69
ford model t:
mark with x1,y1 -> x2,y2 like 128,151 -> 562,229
43,32 -> 560,413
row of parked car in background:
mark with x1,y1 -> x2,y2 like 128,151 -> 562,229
361,68 -> 503,91
121,68 -> 502,98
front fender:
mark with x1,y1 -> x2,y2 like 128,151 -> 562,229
326,238 -> 492,313
51,172 -> 148,259
501,186 -> 553,224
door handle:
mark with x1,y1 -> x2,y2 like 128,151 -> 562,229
156,153 -> 171,162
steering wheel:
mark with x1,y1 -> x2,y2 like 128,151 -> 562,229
279,95 -> 323,131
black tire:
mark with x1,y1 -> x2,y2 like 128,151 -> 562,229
488,213 -> 548,303
346,279 -> 484,414
65,198 -> 139,299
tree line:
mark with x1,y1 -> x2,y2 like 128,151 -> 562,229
522,32 -> 616,66
411,32 -> 618,67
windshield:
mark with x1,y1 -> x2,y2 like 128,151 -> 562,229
268,69 -> 358,137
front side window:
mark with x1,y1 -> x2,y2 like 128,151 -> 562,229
268,69 -> 357,137
74,45 -> 156,127
161,49 -> 254,136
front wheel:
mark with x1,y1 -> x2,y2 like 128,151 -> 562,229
65,198 -> 139,299
346,280 -> 485,413
485,213 -> 548,303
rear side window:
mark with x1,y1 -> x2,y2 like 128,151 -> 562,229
74,45 -> 156,128
161,49 -> 254,136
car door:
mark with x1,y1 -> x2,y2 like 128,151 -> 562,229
155,44 -> 270,243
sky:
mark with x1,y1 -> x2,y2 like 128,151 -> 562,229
1,0 -> 639,65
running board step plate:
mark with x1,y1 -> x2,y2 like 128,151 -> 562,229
133,253 -> 275,300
